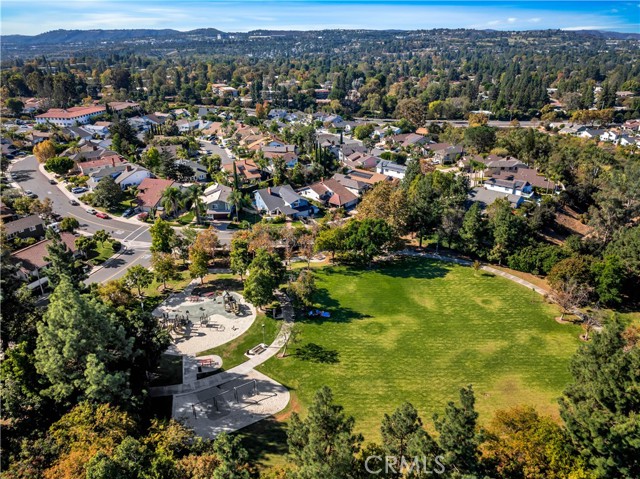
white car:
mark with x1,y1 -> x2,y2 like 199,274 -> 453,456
86,208 -> 97,215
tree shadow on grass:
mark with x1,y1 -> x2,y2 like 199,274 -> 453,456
298,287 -> 373,325
235,417 -> 289,466
377,257 -> 451,280
293,342 -> 340,364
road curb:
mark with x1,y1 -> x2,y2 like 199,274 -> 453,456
37,162 -> 147,227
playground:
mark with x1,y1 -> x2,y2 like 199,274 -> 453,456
153,286 -> 257,356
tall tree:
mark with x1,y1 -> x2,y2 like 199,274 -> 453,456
151,252 -> 179,291
243,248 -> 285,309
149,217 -> 176,253
559,319 -> 640,479
34,277 -> 134,404
44,231 -> 86,287
433,385 -> 481,476
123,265 -> 154,297
288,386 -> 362,479
93,176 -> 123,209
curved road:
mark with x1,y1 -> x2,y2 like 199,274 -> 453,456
9,155 -> 152,283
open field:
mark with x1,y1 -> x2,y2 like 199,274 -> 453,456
257,258 -> 582,441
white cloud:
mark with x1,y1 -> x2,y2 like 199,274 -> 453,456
507,17 -> 517,23
561,25 -> 610,31
529,17 -> 542,23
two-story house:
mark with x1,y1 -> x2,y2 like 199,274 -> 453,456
202,183 -> 234,220
254,185 -> 317,219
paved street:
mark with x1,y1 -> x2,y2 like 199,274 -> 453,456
199,139 -> 234,166
9,155 -> 152,243
9,155 -> 233,285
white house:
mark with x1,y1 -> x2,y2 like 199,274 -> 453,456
484,177 -> 533,197
376,160 -> 407,179
115,166 -> 152,189
36,106 -> 106,127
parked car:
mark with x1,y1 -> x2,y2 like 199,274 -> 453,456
122,207 -> 137,218
69,199 -> 79,206
86,208 -> 97,215
95,212 -> 109,219
71,187 -> 87,194
49,179 -> 57,185
24,190 -> 37,198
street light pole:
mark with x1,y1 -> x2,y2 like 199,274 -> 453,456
262,323 -> 265,345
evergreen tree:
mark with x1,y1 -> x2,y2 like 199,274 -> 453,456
287,386 -> 362,479
34,277 -> 134,404
559,319 -> 640,479
44,231 -> 86,287
149,217 -> 176,253
433,385 -> 482,476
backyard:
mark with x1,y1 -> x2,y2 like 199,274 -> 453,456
256,257 -> 582,442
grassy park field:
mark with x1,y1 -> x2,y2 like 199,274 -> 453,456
257,257 -> 582,441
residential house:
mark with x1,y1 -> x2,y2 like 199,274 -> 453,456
254,185 -> 317,218
36,106 -> 106,127
108,101 -> 141,113
211,84 -> 238,97
332,168 -> 392,196
482,156 -> 527,175
136,178 -> 176,212
223,159 -> 265,184
115,165 -> 152,190
201,183 -> 234,219
428,144 -> 463,164
143,113 -> 168,126
484,177 -> 533,197
4,215 -> 46,241
376,160 -> 407,179
578,129 -> 605,140
262,147 -> 299,168
29,131 -> 54,145
343,151 -> 380,170
491,167 -> 558,194
10,232 -> 79,292
87,164 -> 130,189
298,178 -> 358,210
77,155 -> 127,176
176,159 -> 208,182
0,202 -> 16,223
82,123 -> 110,138
62,127 -> 93,142
467,187 -> 524,210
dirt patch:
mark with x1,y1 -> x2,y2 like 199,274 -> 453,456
274,392 -> 301,421
554,206 -> 592,237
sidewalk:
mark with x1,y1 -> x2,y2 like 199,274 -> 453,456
38,162 -> 147,227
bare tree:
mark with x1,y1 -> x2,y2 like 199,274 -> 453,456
551,279 -> 593,321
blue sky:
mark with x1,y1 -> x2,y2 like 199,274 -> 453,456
1,1 -> 638,35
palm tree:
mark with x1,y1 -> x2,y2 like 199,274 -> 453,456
228,188 -> 243,222
184,185 -> 205,225
125,185 -> 138,207
160,187 -> 184,218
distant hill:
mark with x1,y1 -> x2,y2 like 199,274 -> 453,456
1,28 -> 226,45
2,27 -> 638,46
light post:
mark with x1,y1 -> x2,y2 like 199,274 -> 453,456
262,323 -> 265,345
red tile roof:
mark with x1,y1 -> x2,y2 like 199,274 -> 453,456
36,106 -> 106,119
137,178 -> 175,209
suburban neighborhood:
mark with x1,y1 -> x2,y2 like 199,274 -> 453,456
1,16 -> 639,479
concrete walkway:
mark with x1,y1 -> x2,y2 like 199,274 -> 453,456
150,290 -> 295,438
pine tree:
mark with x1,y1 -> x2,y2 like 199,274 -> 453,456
34,277 -> 134,404
287,386 -> 362,479
559,319 -> 640,479
44,231 -> 86,287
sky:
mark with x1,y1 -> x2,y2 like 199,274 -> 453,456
1,0 -> 638,36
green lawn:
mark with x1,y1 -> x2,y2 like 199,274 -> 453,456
87,241 -> 116,265
258,257 -> 582,442
197,313 -> 280,370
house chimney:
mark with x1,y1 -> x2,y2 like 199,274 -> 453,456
267,187 -> 271,195
126,165 -> 132,172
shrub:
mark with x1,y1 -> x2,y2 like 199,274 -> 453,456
111,240 -> 122,251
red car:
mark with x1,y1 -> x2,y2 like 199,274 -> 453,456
95,212 -> 110,219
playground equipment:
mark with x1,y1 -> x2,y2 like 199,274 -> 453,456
222,291 -> 241,315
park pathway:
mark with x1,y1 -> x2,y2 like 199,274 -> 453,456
151,290 -> 296,438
